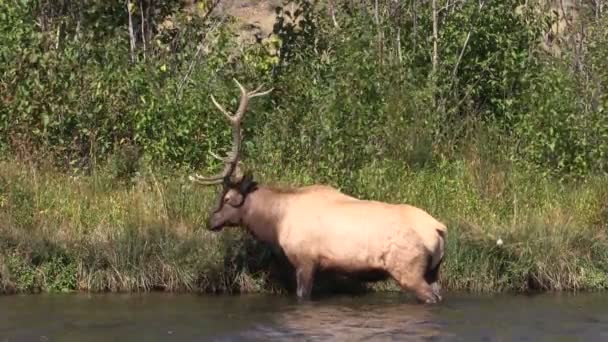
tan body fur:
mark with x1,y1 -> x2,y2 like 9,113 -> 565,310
190,79 -> 447,303
230,184 -> 447,303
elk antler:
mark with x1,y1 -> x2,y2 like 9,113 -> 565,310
189,78 -> 273,185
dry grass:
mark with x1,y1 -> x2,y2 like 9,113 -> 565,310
1,156 -> 608,295
0,160 -> 279,294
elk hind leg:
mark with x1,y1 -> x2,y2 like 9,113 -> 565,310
424,256 -> 444,302
295,263 -> 315,300
390,257 -> 440,304
398,276 -> 439,304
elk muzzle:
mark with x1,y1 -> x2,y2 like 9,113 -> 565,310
207,213 -> 225,232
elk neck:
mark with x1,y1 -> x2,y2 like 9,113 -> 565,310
240,186 -> 288,245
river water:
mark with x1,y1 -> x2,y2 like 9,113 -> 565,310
1,292 -> 608,341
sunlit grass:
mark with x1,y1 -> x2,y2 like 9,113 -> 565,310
1,155 -> 607,295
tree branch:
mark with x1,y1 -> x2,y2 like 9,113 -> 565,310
451,0 -> 485,83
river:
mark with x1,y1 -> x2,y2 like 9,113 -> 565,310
1,292 -> 608,341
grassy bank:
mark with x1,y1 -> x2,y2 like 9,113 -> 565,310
1,156 -> 607,296
2,0 -> 607,298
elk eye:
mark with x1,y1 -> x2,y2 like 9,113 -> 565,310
223,197 -> 230,203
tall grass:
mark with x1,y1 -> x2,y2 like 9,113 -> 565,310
0,159 -> 278,294
1,151 -> 607,295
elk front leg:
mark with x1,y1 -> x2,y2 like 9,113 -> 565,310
295,264 -> 315,300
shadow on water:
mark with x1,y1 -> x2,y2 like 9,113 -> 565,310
1,291 -> 608,341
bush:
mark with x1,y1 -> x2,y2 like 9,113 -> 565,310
1,0 -> 607,181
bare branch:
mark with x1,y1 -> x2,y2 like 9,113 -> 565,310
177,16 -> 226,98
451,0 -> 485,85
451,31 -> 471,79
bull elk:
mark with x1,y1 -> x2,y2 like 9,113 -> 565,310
190,79 -> 448,304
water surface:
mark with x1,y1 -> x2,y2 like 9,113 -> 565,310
1,291 -> 608,341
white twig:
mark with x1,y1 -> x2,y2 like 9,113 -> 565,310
177,18 -> 226,98
451,1 -> 485,82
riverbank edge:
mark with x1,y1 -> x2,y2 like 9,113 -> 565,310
1,159 -> 608,295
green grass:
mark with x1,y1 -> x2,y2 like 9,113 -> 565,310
1,155 -> 607,296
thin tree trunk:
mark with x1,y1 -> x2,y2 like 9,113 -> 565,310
76,0 -> 84,41
140,0 -> 146,61
127,0 -> 136,63
374,0 -> 379,25
431,0 -> 440,111
559,0 -> 572,29
432,0 -> 438,75
412,0 -> 417,53
328,0 -> 340,28
374,0 -> 383,66
146,0 -> 152,43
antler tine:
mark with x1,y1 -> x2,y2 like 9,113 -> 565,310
233,78 -> 248,95
249,87 -> 274,98
246,80 -> 274,98
209,94 -> 233,122
191,79 -> 272,186
189,169 -> 225,185
209,151 -> 224,162
189,159 -> 244,185
189,151 -> 237,185
233,79 -> 251,122
232,78 -> 273,121
189,174 -> 223,185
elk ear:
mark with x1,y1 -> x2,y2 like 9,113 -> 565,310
239,171 -> 257,194
226,191 -> 245,207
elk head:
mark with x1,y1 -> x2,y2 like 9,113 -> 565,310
189,78 -> 273,231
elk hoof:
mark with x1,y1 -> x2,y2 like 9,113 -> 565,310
416,290 -> 442,304
430,283 -> 443,302
424,295 -> 438,304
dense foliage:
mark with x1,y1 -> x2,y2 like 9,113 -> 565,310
1,0 -> 606,181
1,0 -> 607,295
